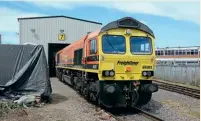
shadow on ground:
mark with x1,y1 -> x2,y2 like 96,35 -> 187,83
50,93 -> 68,104
140,99 -> 162,113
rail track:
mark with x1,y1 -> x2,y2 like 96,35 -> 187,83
104,107 -> 164,121
153,80 -> 200,99
133,107 -> 163,121
60,79 -> 164,121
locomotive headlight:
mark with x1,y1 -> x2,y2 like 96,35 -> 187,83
147,71 -> 152,76
109,71 -> 115,76
102,70 -> 115,77
142,71 -> 154,77
142,71 -> 148,76
105,71 -> 109,76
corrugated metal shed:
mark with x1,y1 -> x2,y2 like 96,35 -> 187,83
18,16 -> 102,58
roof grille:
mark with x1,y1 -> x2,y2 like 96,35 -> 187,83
118,18 -> 139,28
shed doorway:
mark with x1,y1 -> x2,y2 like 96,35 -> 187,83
48,43 -> 69,77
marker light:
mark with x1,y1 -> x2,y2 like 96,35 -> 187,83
126,29 -> 131,35
126,66 -> 131,72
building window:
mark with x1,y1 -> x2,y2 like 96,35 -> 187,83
167,50 -> 171,55
90,39 -> 97,54
165,50 -> 168,55
175,50 -> 178,55
187,50 -> 191,55
155,50 -> 157,55
179,50 -> 183,55
195,49 -> 198,55
191,49 -> 195,55
183,50 -> 186,55
172,50 -> 175,55
156,50 -> 162,56
160,50 -> 164,55
168,50 -> 174,55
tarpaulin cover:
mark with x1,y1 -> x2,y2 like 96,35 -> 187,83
0,44 -> 52,100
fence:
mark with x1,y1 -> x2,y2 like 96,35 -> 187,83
154,65 -> 200,86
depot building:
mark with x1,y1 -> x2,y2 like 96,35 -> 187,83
18,16 -> 102,77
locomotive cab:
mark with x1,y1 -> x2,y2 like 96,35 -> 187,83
99,29 -> 155,81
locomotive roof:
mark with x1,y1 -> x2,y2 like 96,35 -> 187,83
100,17 -> 155,38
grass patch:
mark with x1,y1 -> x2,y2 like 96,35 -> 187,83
0,100 -> 22,117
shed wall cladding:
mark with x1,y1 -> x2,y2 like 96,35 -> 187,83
19,17 -> 102,58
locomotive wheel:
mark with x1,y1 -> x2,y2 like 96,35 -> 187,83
97,97 -> 103,107
136,92 -> 152,106
61,74 -> 65,82
58,73 -> 62,81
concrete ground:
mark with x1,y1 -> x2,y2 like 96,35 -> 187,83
0,78 -> 115,121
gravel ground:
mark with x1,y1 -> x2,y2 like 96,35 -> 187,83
0,78 -> 199,121
0,78 -> 116,121
115,89 -> 200,121
116,111 -> 153,121
141,89 -> 200,121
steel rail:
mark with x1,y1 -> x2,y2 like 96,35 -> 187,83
103,107 -> 164,121
153,80 -> 200,99
133,107 -> 164,121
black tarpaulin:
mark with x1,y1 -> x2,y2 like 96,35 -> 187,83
0,44 -> 52,100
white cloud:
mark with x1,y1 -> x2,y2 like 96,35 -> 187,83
28,1 -> 200,24
112,2 -> 200,24
0,7 -> 47,44
0,7 -> 46,32
28,1 -> 73,9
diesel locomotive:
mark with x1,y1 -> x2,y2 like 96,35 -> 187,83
55,17 -> 158,108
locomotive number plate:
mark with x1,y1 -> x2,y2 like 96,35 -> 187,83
142,65 -> 152,69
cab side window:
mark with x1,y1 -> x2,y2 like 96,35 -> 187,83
90,39 -> 97,54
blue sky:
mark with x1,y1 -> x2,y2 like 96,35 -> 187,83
0,1 -> 200,48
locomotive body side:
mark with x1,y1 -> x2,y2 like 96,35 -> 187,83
56,30 -> 100,72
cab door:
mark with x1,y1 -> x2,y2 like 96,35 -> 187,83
85,38 -> 99,70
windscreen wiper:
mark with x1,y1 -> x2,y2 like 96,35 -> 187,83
106,37 -> 117,53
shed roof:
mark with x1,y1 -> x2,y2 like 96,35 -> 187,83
18,15 -> 102,25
